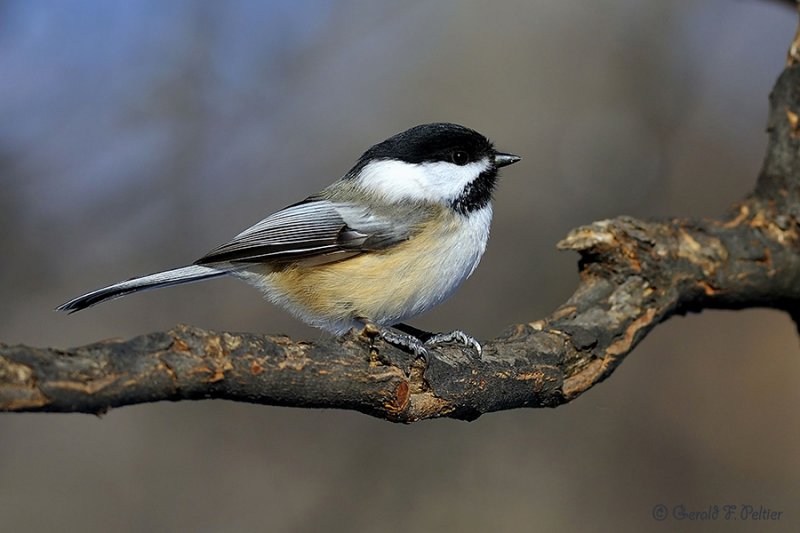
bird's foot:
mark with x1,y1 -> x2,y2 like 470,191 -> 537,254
358,321 -> 482,367
393,323 -> 482,360
378,328 -> 429,359
421,330 -> 482,357
357,321 -> 428,371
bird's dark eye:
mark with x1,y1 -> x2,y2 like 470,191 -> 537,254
450,150 -> 469,166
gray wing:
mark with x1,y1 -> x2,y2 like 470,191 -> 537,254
195,200 -> 411,265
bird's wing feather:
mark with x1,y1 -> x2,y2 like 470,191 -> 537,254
195,199 -> 410,265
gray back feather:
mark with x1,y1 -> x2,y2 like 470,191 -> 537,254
195,197 -> 425,266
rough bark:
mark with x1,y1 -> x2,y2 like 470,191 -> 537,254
3,14 -> 800,422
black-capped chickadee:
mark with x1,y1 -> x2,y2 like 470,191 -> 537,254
57,123 -> 520,357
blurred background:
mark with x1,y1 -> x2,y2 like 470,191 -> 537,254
1,1 -> 799,531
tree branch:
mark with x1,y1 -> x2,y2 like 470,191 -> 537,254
3,15 -> 800,422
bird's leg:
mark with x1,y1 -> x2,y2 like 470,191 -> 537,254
357,319 -> 428,359
357,320 -> 482,364
394,323 -> 482,357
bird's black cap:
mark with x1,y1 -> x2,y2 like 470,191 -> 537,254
346,123 -> 504,179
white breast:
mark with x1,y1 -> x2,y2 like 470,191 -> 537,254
410,204 -> 493,316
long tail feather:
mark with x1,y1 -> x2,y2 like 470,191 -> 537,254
56,265 -> 227,313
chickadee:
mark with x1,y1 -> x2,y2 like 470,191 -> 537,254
57,123 -> 520,357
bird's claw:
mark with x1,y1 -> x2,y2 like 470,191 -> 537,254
377,328 -> 429,359
359,321 -> 482,367
423,330 -> 482,357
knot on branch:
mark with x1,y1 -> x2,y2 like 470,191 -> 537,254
558,216 -> 657,274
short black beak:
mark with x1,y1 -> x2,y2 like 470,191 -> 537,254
494,152 -> 521,168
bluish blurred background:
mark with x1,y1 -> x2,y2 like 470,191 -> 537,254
2,1 -> 799,532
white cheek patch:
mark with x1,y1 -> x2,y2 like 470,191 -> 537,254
357,158 -> 491,203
